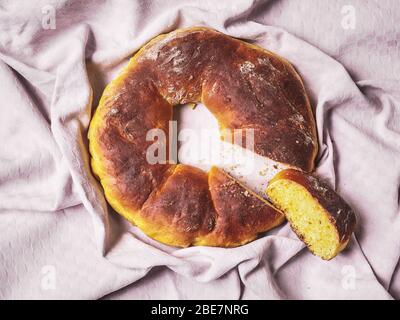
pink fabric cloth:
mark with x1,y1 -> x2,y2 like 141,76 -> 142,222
0,0 -> 398,299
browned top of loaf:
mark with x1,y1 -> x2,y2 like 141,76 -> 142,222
140,165 -> 217,245
140,27 -> 318,170
139,165 -> 284,246
205,166 -> 284,246
272,169 -> 356,243
89,27 -> 317,246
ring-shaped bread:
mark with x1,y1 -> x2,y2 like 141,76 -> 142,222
88,27 -> 318,247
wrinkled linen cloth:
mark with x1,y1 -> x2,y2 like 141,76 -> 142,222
0,0 -> 399,300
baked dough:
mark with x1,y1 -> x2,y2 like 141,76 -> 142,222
266,169 -> 357,259
88,27 -> 318,247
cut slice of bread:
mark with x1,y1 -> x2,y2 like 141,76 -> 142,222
266,169 -> 356,260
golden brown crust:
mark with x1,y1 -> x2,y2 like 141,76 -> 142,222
88,27 -> 317,247
137,166 -> 284,247
203,167 -> 285,246
140,165 -> 216,247
95,79 -> 174,212
145,27 -> 318,170
269,169 -> 356,247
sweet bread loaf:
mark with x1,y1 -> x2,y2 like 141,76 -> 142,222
88,27 -> 318,247
266,169 -> 356,260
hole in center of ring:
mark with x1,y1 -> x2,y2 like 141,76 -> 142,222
169,103 -> 288,198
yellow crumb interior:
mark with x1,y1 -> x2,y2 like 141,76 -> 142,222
266,180 -> 339,260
